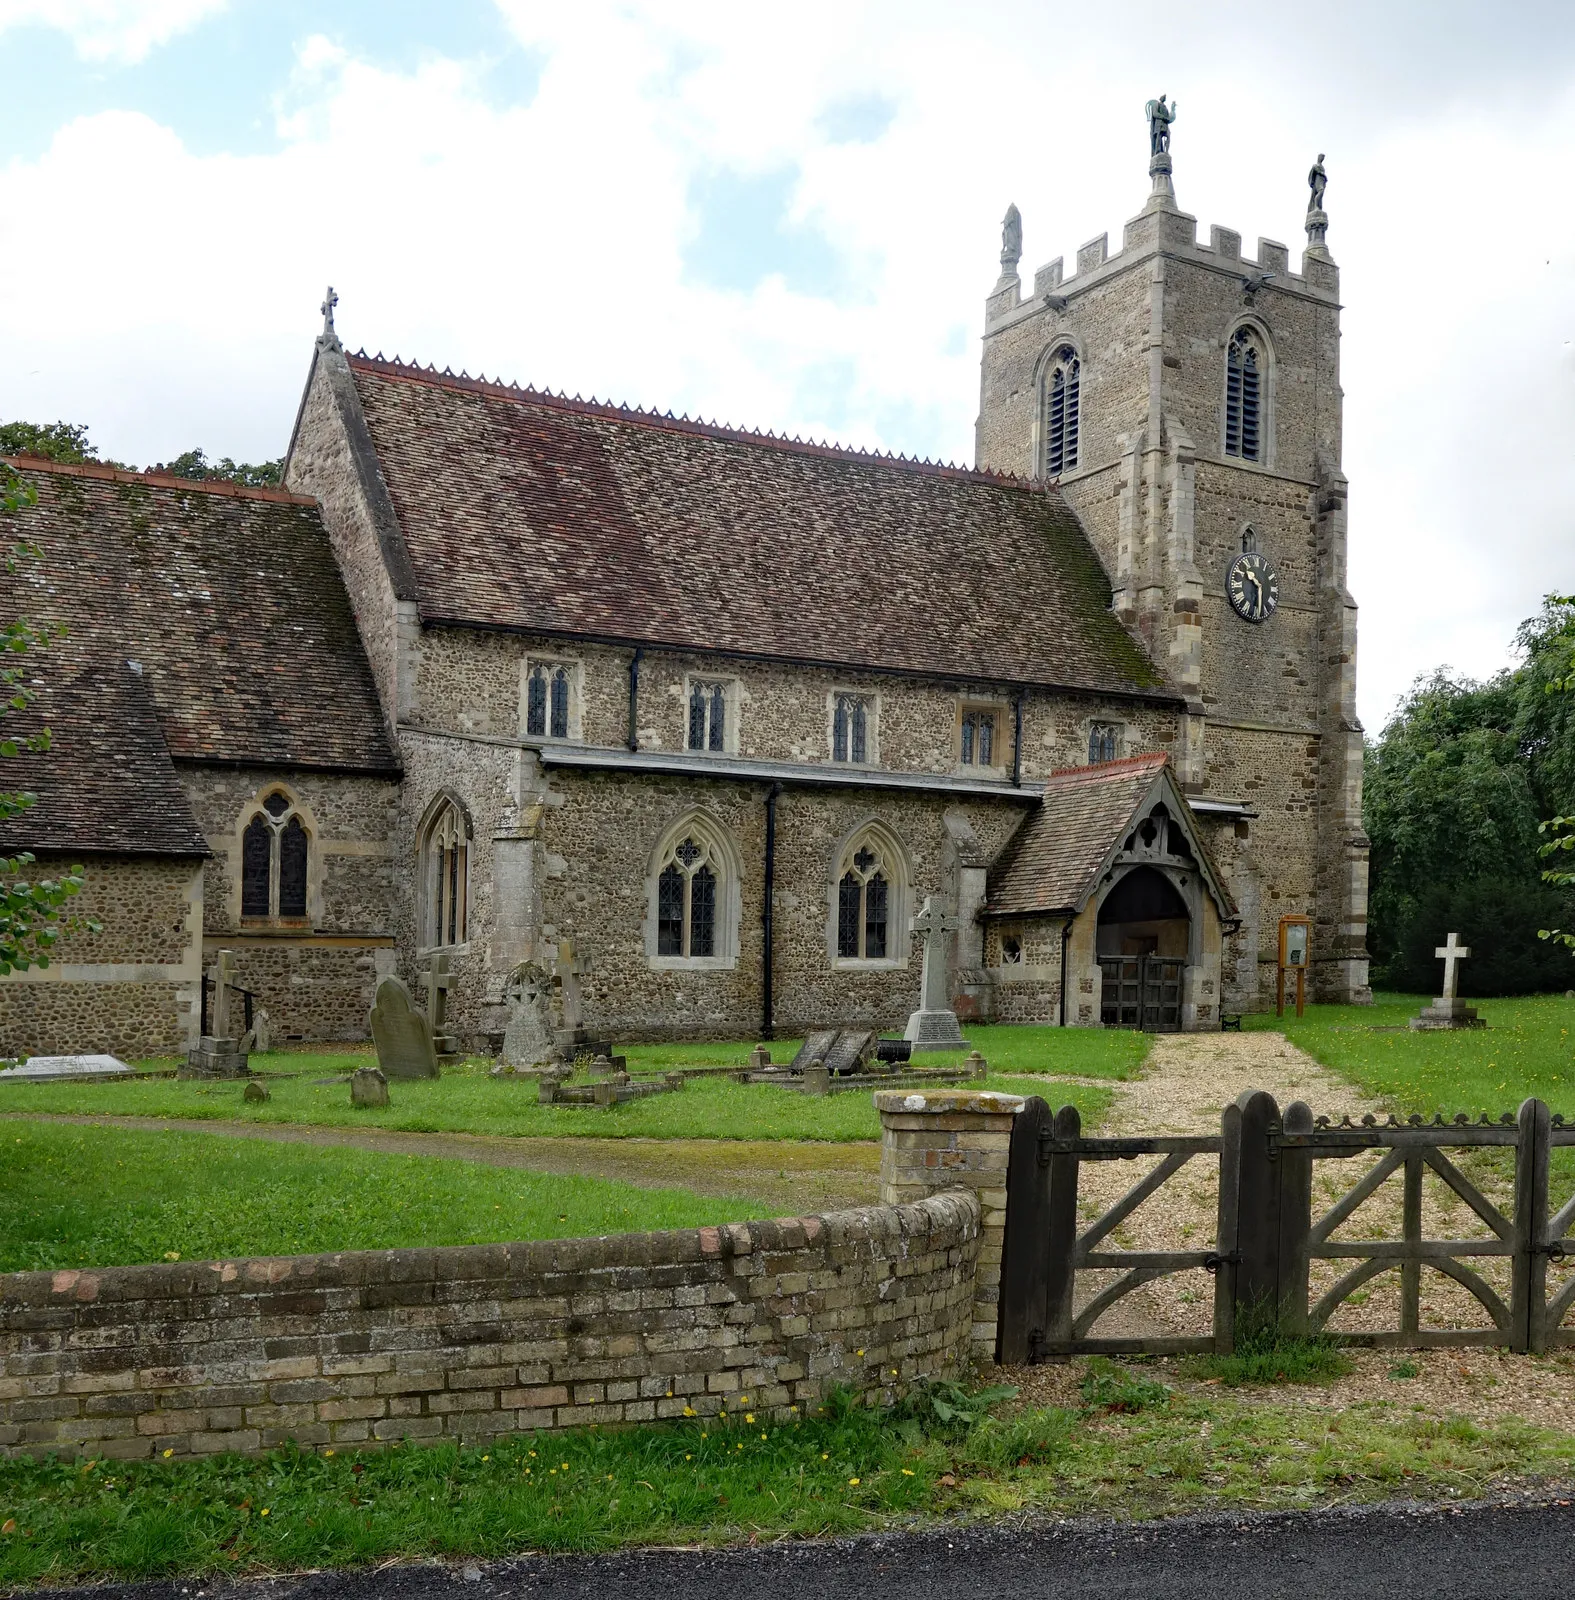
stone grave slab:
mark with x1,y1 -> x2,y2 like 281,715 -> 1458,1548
0,1054 -> 132,1082
788,1030 -> 839,1073
369,976 -> 440,1080
823,1029 -> 873,1076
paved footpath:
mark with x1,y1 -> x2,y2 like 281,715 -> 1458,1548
35,1496 -> 1575,1600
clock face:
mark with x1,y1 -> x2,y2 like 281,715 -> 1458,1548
1227,553 -> 1279,624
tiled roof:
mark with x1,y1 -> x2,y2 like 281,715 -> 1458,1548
985,754 -> 1173,915
0,459 -> 398,774
343,355 -> 1175,701
0,662 -> 209,857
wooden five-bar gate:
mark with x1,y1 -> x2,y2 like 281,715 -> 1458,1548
998,1090 -> 1575,1362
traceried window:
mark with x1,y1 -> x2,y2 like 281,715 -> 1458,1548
525,661 -> 572,739
1088,722 -> 1121,765
1043,346 -> 1081,477
837,843 -> 890,961
1225,328 -> 1263,462
688,680 -> 728,753
657,835 -> 719,957
960,707 -> 997,767
832,693 -> 870,763
420,798 -> 469,947
241,790 -> 309,921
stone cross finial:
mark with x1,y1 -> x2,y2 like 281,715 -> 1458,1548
1435,932 -> 1470,1000
421,950 -> 454,1032
321,286 -> 339,338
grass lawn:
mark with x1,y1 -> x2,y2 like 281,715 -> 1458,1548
0,1053 -> 1122,1145
3,1376 -> 1573,1584
1247,991 -> 1575,1119
0,1122 -> 772,1273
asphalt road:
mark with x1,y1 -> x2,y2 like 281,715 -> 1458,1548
32,1495 -> 1575,1600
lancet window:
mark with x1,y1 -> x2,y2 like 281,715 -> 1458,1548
688,680 -> 728,753
526,661 -> 572,739
1225,328 -> 1263,462
241,790 -> 309,921
832,693 -> 870,763
420,798 -> 469,948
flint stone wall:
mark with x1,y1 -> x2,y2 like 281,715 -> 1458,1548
0,1191 -> 980,1461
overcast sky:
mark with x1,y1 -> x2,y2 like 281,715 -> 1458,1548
0,0 -> 1572,734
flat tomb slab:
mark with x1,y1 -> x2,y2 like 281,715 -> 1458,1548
1,1054 -> 133,1081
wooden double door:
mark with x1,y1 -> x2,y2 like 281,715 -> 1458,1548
1099,955 -> 1184,1031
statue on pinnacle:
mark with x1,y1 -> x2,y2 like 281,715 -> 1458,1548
1146,94 -> 1177,157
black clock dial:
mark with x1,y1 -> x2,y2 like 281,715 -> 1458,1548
1226,553 -> 1279,624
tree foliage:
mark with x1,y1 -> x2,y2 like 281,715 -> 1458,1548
1,418 -> 281,486
1364,601 -> 1575,991
0,461 -> 88,976
152,448 -> 283,488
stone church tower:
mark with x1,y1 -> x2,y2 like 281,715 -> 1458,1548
975,129 -> 1369,1006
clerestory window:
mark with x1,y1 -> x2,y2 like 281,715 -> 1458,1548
241,790 -> 309,921
1088,722 -> 1121,765
832,693 -> 870,764
960,706 -> 997,768
525,661 -> 572,739
1043,347 -> 1081,477
687,679 -> 729,753
1225,329 -> 1263,462
657,835 -> 719,958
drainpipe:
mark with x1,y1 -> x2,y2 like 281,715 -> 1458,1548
762,783 -> 782,1040
1012,695 -> 1024,787
626,648 -> 643,752
1059,915 -> 1076,1028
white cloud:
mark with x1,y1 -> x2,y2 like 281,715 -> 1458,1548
0,0 -> 1573,731
0,0 -> 226,64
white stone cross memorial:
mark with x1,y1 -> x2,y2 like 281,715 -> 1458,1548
1435,932 -> 1469,1000
904,895 -> 969,1053
208,949 -> 238,1041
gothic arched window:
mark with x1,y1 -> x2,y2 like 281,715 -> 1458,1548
420,798 -> 470,948
526,661 -> 572,739
1225,329 -> 1263,462
832,693 -> 870,764
657,835 -> 719,957
1043,347 -> 1081,477
1088,722 -> 1121,764
830,824 -> 908,966
241,790 -> 309,921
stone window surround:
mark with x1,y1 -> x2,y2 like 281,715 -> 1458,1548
825,818 -> 911,972
1029,332 -> 1085,483
682,672 -> 742,757
954,696 -> 1010,776
416,789 -> 473,957
518,655 -> 585,744
1219,315 -> 1275,470
1086,717 -> 1126,765
233,783 -> 320,929
826,687 -> 880,767
643,809 -> 742,972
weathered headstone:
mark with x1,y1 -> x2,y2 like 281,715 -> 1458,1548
0,1054 -> 132,1082
824,1029 -> 873,1076
501,962 -> 556,1068
1410,932 -> 1486,1031
243,1079 -> 270,1103
350,1066 -> 390,1107
250,1007 -> 272,1053
788,1030 -> 839,1073
369,975 -> 440,1079
904,897 -> 969,1052
802,1059 -> 832,1096
186,949 -> 250,1077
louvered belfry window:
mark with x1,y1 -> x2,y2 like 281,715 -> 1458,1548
1225,329 -> 1262,462
1043,348 -> 1080,477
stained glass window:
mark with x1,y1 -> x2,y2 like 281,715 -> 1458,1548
836,837 -> 891,960
656,832 -> 725,959
241,792 -> 309,921
1226,330 -> 1262,462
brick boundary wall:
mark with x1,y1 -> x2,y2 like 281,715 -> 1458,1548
0,1192 -> 979,1461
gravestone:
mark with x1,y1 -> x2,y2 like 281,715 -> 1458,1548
421,952 -> 461,1061
1410,932 -> 1486,1031
553,938 -> 591,1050
904,897 -> 969,1052
0,1054 -> 132,1082
243,1079 -> 269,1103
350,1066 -> 390,1107
369,975 -> 440,1079
501,962 -> 556,1068
186,949 -> 250,1077
249,1007 -> 272,1053
802,1059 -> 832,1096
788,1030 -> 839,1073
823,1029 -> 873,1076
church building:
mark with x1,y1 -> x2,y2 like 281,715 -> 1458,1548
0,133 -> 1369,1058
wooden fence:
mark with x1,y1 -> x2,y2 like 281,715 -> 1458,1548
997,1090 -> 1575,1362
